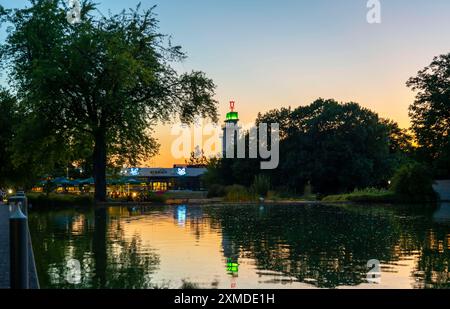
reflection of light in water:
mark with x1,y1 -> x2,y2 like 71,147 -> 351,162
177,205 -> 187,227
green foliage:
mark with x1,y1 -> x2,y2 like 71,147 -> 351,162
43,180 -> 57,196
250,174 -> 270,197
203,157 -> 228,186
27,193 -> 94,207
322,188 -> 396,203
241,99 -> 397,194
322,164 -> 438,204
206,99 -> 409,196
266,191 -> 280,201
390,163 -> 437,202
224,185 -> 254,202
185,147 -> 209,167
407,53 -> 450,178
138,191 -> 168,204
0,88 -> 19,186
1,1 -> 218,201
207,184 -> 227,198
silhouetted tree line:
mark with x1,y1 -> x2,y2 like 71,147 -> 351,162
204,53 -> 450,195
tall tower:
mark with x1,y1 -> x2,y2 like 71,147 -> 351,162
222,101 -> 240,158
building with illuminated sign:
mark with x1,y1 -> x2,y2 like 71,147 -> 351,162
32,166 -> 207,194
34,102 -> 242,195
119,166 -> 207,191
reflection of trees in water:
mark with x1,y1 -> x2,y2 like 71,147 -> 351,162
98,208 -> 160,289
207,204 -> 449,288
28,207 -> 160,289
28,204 -> 449,289
29,208 -> 95,288
414,227 -> 450,288
187,207 -> 211,241
385,205 -> 450,288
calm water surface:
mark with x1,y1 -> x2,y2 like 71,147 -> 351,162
28,203 -> 450,289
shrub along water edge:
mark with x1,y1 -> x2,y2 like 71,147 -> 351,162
322,163 -> 439,204
27,193 -> 94,208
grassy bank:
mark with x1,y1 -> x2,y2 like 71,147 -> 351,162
322,189 -> 397,203
27,193 -> 94,208
321,188 -> 437,204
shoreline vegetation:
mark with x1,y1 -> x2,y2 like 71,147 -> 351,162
26,186 -> 439,209
25,162 -> 441,208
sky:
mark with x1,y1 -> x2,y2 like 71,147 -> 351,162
1,0 -> 450,167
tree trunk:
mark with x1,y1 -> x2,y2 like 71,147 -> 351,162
93,130 -> 107,202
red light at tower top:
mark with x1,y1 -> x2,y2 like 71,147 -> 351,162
230,101 -> 235,112
225,100 -> 239,122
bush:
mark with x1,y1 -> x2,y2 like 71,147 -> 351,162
140,191 -> 168,203
322,188 -> 396,203
266,190 -> 280,201
390,163 -> 437,202
27,193 -> 94,207
224,185 -> 253,202
250,175 -> 270,197
207,184 -> 227,198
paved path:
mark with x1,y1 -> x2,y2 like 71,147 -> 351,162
0,204 -> 39,289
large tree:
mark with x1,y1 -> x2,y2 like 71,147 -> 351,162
407,53 -> 450,178
0,88 -> 19,186
0,1 -> 218,201
255,99 -> 395,194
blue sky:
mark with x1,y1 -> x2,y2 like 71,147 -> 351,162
1,0 -> 450,166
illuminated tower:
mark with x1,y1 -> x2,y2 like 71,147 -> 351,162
222,101 -> 240,158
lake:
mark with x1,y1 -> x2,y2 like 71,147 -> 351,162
28,203 -> 450,289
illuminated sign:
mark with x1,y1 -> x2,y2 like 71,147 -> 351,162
130,168 -> 140,176
149,169 -> 168,175
177,168 -> 187,176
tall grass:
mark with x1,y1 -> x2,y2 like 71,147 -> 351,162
322,188 -> 396,203
250,175 -> 270,197
224,185 -> 254,202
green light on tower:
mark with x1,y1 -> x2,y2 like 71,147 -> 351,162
226,111 -> 239,121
